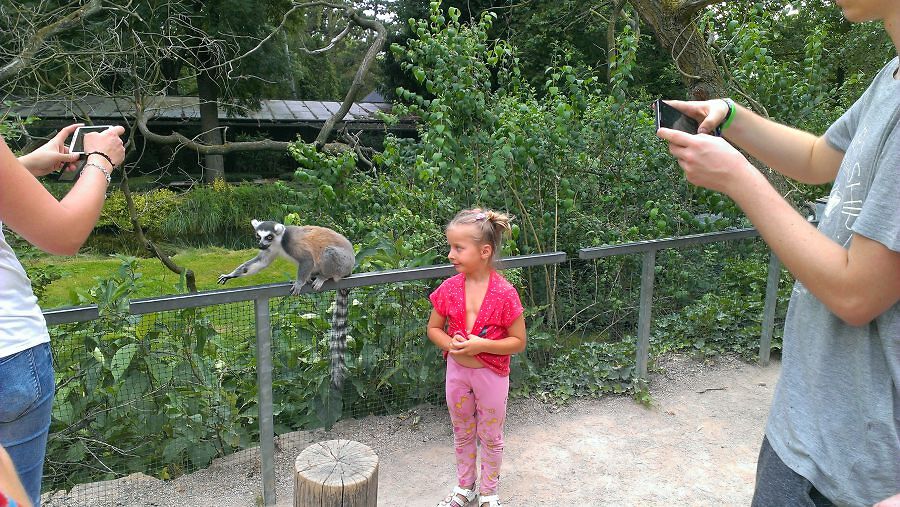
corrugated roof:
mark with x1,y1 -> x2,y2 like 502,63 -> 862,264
2,96 -> 408,129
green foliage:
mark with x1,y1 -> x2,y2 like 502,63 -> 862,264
98,189 -> 183,235
652,248 -> 790,360
47,257 -> 252,488
516,334 -> 638,402
26,264 -> 62,301
289,142 -> 358,202
286,138 -> 451,270
0,100 -> 38,141
609,22 -> 639,103
160,181 -> 299,248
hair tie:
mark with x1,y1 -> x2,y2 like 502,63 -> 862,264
475,212 -> 487,221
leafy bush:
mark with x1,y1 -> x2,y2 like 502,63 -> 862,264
652,248 -> 790,360
160,180 -> 300,248
98,188 -> 183,235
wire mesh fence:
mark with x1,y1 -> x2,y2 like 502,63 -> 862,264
39,235 -> 790,505
45,301 -> 259,503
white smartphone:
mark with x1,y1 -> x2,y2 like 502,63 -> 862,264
59,125 -> 115,181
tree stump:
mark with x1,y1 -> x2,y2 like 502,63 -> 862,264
294,439 -> 378,507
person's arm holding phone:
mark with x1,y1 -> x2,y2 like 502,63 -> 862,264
662,99 -> 844,184
656,126 -> 900,326
0,126 -> 125,255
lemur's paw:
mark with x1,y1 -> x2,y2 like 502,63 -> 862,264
290,281 -> 305,296
312,279 -> 326,291
217,275 -> 232,284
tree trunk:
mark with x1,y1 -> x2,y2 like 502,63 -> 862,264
629,0 -> 726,100
160,58 -> 182,96
196,65 -> 225,183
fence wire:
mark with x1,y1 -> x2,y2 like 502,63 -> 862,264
45,301 -> 257,504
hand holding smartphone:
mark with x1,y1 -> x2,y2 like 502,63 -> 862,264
654,99 -> 720,136
59,125 -> 116,181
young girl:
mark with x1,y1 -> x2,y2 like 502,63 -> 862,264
427,208 -> 526,507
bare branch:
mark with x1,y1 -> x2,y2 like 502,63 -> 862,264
134,101 -> 290,155
300,22 -> 353,54
314,6 -> 386,147
341,130 -> 373,170
0,0 -> 106,83
678,0 -> 731,17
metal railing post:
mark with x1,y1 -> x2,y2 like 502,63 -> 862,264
759,253 -> 781,366
255,298 -> 276,506
636,249 -> 656,380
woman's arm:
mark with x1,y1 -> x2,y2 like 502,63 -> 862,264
0,127 -> 124,255
657,128 -> 900,326
665,99 -> 844,185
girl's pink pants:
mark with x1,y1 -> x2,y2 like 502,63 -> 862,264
445,357 -> 509,494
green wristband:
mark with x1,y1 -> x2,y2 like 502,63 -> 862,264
720,98 -> 736,131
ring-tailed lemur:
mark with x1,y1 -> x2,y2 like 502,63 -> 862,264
218,220 -> 355,391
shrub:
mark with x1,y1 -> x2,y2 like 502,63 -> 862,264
98,188 -> 183,236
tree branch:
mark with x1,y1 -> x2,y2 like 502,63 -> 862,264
0,0 -> 106,83
314,6 -> 386,147
120,174 -> 198,292
134,100 -> 290,154
300,22 -> 353,55
678,0 -> 731,17
606,0 -> 628,84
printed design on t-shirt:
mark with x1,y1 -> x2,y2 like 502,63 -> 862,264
792,280 -> 808,297
826,125 -> 869,247
824,191 -> 841,218
838,161 -> 864,247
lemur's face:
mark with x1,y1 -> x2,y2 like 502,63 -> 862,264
251,220 -> 284,250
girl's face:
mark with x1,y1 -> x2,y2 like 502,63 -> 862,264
446,224 -> 491,274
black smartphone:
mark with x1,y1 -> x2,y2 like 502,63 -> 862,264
654,99 -> 713,135
59,125 -> 114,181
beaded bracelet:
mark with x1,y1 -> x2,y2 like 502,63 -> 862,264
86,151 -> 115,168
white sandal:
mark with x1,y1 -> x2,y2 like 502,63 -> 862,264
437,485 -> 477,507
479,494 -> 502,507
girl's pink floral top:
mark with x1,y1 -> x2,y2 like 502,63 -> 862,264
429,270 -> 524,376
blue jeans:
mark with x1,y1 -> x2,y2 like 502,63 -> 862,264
0,343 -> 55,507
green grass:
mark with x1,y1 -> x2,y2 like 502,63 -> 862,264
28,247 -> 300,310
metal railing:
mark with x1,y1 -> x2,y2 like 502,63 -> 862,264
43,231 -> 785,505
579,227 -> 782,378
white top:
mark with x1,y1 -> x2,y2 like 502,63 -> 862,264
0,222 -> 50,358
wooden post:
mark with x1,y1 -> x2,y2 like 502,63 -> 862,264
294,439 -> 378,507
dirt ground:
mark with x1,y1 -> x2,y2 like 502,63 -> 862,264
44,354 -> 781,507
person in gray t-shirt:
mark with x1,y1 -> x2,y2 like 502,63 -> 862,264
655,2 -> 900,506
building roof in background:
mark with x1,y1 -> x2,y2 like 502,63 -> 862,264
2,96 -> 410,130
362,90 -> 385,102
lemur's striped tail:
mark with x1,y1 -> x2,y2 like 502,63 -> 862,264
329,287 -> 350,391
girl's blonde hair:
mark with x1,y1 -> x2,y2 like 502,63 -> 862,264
448,208 -> 514,262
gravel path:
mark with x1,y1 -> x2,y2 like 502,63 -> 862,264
45,354 -> 780,506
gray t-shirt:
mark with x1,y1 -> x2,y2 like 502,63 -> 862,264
766,57 -> 900,506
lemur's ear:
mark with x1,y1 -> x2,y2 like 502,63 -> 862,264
251,219 -> 260,228
274,223 -> 285,234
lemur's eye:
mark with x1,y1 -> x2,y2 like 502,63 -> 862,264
266,235 -> 273,240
